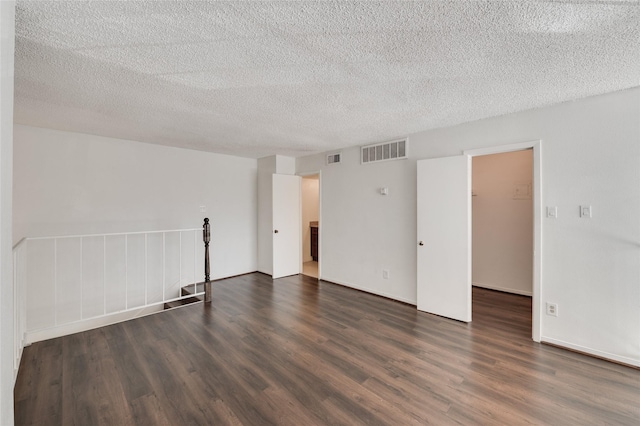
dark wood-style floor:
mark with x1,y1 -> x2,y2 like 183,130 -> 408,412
15,273 -> 640,425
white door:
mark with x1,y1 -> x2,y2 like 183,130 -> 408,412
272,174 -> 301,279
417,155 -> 472,322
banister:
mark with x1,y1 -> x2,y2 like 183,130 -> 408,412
16,225 -> 207,345
203,218 -> 211,303
22,228 -> 201,241
12,237 -> 27,251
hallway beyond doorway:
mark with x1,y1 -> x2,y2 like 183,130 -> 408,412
302,260 -> 318,278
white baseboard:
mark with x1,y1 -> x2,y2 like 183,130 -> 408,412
24,271 -> 259,344
541,336 -> 639,368
472,281 -> 532,297
25,304 -> 164,344
321,276 -> 416,306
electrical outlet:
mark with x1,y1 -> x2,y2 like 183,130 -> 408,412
382,269 -> 389,279
546,302 -> 558,317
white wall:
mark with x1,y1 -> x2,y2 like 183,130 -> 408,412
298,87 -> 640,366
298,153 -> 417,304
472,150 -> 533,296
301,176 -> 319,263
0,2 -> 14,424
14,125 -> 258,280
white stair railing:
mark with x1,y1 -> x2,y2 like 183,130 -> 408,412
13,227 -> 205,348
13,238 -> 27,381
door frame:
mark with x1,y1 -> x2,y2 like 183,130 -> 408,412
464,140 -> 542,342
298,170 -> 322,280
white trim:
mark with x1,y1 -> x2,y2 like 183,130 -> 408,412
472,282 -> 532,297
318,170 -> 322,280
25,304 -> 165,344
322,276 -> 417,306
12,237 -> 26,250
298,170 -> 322,280
541,337 -> 640,368
53,238 -> 57,325
79,238 -> 83,319
24,290 -> 206,344
297,171 -> 321,177
103,235 -> 107,315
144,234 -> 148,305
464,140 -> 542,343
463,141 -> 537,157
24,228 -> 201,241
125,234 -> 129,309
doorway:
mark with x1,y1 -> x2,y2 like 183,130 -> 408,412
300,174 -> 320,278
472,150 -> 533,296
417,140 -> 541,342
471,149 -> 533,336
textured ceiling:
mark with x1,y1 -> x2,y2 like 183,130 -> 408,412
14,1 -> 640,158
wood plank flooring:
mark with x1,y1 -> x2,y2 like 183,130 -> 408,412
14,273 -> 640,425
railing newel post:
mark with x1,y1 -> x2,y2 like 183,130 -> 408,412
203,218 -> 212,303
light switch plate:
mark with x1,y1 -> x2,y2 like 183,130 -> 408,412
580,205 -> 592,218
546,206 -> 557,219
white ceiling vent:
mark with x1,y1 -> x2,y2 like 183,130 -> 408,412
361,139 -> 407,164
326,152 -> 342,165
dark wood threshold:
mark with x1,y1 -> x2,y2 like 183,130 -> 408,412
163,297 -> 203,310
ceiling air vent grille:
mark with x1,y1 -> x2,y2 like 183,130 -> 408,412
361,139 -> 407,164
326,152 -> 342,165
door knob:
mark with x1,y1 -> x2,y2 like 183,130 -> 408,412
274,230 -> 279,234
418,241 -> 424,246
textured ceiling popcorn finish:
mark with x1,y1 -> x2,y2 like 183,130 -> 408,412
14,1 -> 640,158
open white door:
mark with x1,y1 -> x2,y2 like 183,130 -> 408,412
417,155 -> 471,322
272,174 -> 301,279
